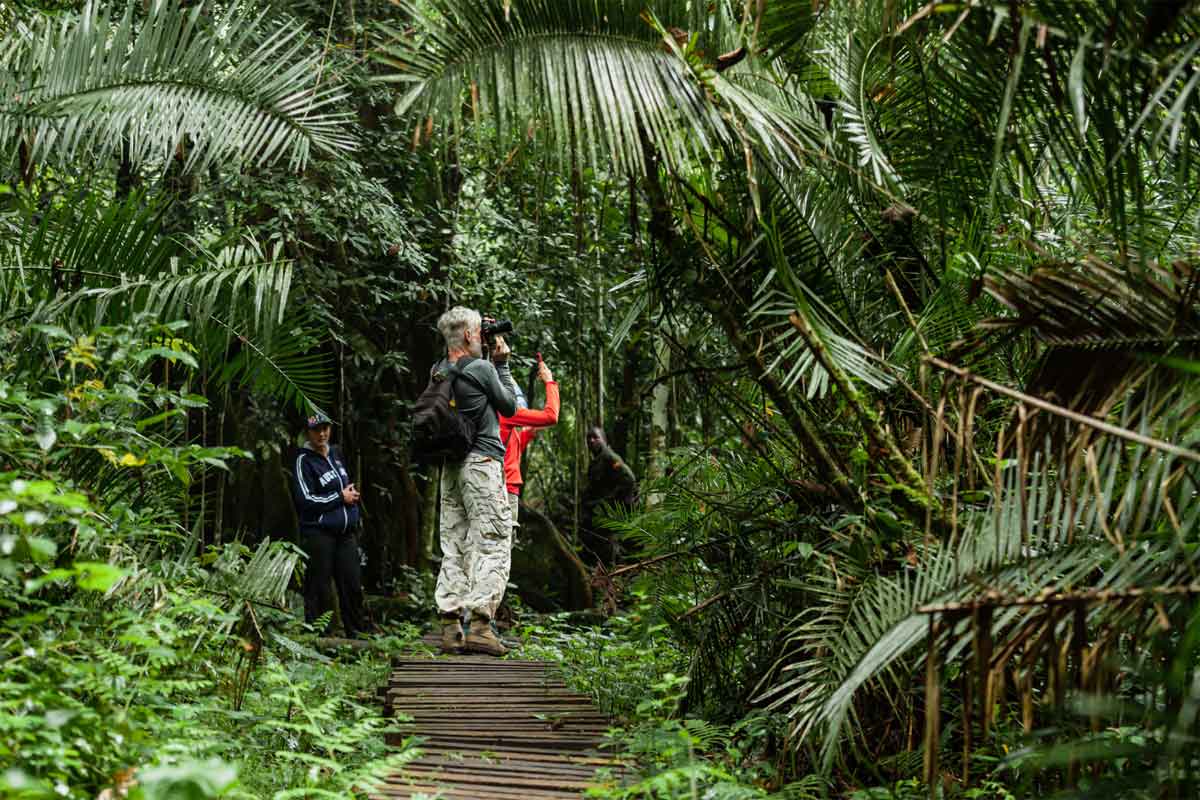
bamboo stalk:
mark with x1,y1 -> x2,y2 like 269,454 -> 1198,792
1017,404 -> 1030,552
1068,603 -> 1086,787
1021,641 -> 1034,734
923,616 -> 942,796
961,662 -> 972,784
974,606 -> 995,735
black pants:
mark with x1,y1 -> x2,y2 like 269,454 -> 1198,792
580,500 -> 636,568
301,529 -> 367,636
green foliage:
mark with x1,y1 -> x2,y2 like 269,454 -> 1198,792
521,608 -> 687,720
0,193 -> 338,414
5,0 -> 1200,798
0,316 -> 413,798
533,611 -> 829,799
375,0 -> 812,176
0,0 -> 355,173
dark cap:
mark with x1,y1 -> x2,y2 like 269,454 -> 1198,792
304,411 -> 333,430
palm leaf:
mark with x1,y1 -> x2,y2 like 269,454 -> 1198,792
373,0 -> 813,175
0,194 -> 333,412
756,386 -> 1200,770
0,0 -> 355,174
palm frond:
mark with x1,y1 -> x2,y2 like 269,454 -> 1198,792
213,306 -> 334,412
984,257 -> 1200,348
374,0 -> 813,175
211,538 -> 304,610
753,293 -> 899,399
1,194 -> 332,411
0,0 -> 355,174
758,389 -> 1200,770
757,0 -> 823,73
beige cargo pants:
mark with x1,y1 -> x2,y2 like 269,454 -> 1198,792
435,455 -> 512,620
500,490 -> 519,589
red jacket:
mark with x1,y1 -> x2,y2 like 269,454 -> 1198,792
498,381 -> 560,495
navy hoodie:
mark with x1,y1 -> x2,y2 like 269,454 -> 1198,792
291,443 -> 361,534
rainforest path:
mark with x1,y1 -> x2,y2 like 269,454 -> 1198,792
371,633 -> 626,798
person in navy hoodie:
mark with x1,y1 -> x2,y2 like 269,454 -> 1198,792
291,411 -> 369,637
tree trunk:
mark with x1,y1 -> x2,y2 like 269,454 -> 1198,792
519,504 -> 593,610
596,276 -> 606,428
646,329 -> 670,507
636,128 -> 862,511
612,341 -> 639,459
419,467 -> 439,571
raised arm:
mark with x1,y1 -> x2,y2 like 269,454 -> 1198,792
502,380 -> 559,429
476,360 -> 517,417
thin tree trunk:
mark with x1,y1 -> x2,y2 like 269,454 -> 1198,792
419,468 -> 439,571
519,504 -> 593,610
571,141 -> 585,545
612,341 -> 638,459
596,277 -> 605,428
594,180 -> 611,427
668,374 -> 680,448
646,329 -> 670,508
612,170 -> 642,459
200,376 -> 207,552
573,291 -> 584,545
790,311 -> 942,526
214,390 -> 228,546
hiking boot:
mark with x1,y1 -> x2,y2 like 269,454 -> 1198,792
439,615 -> 464,654
465,615 -> 508,656
491,620 -> 522,650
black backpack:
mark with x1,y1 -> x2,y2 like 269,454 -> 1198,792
410,358 -> 483,465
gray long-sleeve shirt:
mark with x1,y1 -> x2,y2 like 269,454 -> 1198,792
436,357 -> 517,460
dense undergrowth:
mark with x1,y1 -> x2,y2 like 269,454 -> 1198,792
529,597 -> 1200,800
0,323 -> 416,799
4,1 -> 1200,797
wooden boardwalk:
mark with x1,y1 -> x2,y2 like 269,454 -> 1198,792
372,636 -> 624,798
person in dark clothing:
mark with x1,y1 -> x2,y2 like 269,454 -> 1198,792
291,411 -> 369,637
581,426 -> 638,567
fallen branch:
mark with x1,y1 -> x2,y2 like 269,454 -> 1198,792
680,592 -> 728,619
919,583 -> 1200,614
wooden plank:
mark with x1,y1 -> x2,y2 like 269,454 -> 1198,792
393,729 -> 609,742
404,762 -> 608,777
415,747 -> 624,767
373,778 -> 584,799
393,662 -> 547,667
400,719 -> 614,734
404,756 -> 611,777
386,733 -> 611,753
386,698 -> 596,706
391,767 -> 598,790
374,640 -> 625,798
373,783 -> 582,799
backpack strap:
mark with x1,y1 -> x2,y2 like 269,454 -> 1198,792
443,357 -> 487,395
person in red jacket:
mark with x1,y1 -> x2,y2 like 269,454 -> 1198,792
492,356 -> 559,643
498,355 -> 560,533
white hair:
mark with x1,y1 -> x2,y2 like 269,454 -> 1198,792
437,306 -> 481,351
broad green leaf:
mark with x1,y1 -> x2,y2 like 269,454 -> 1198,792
73,561 -> 128,592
